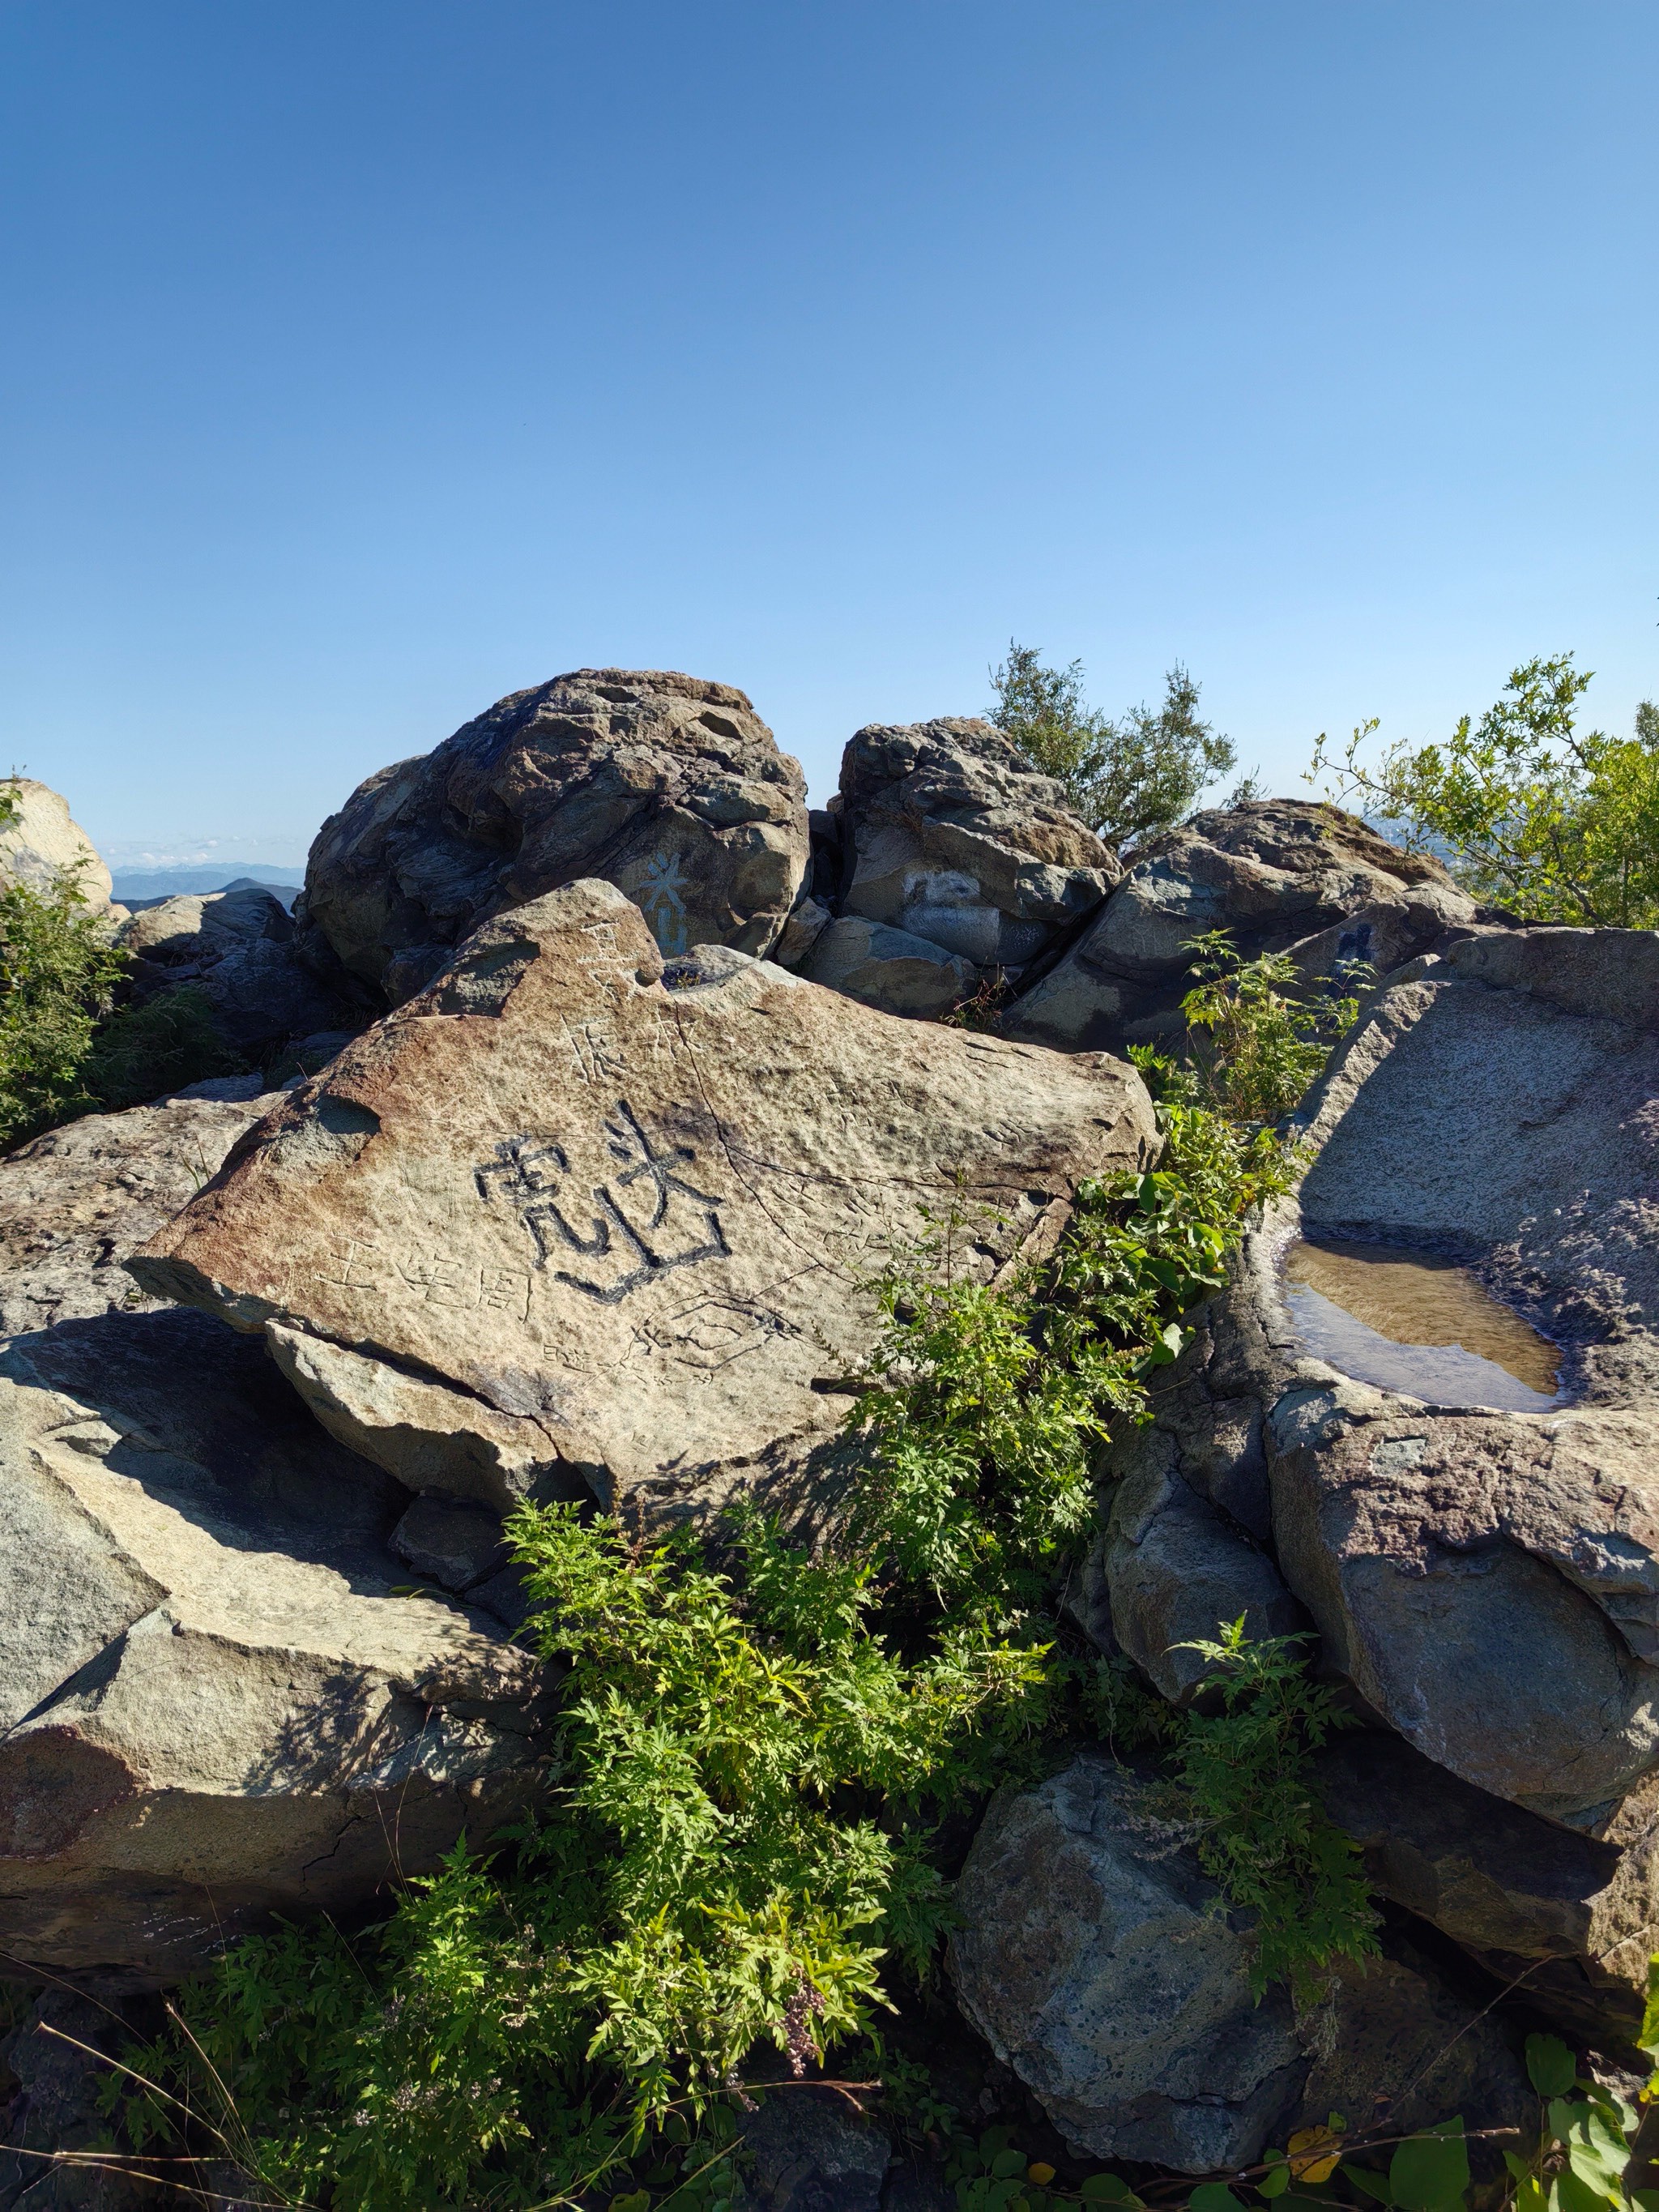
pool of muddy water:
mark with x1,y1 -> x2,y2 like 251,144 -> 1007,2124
1282,1237 -> 1561,1413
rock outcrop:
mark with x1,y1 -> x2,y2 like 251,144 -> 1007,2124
0,779 -> 113,908
835,720 -> 1116,975
0,1313 -> 540,1987
800,914 -> 976,1018
1314,1731 -> 1658,2043
948,1754 -> 1529,2171
298,669 -> 809,1004
1070,925 -> 1659,2048
0,1988 -> 153,2208
0,1085 -> 542,1986
1000,799 -> 1476,1054
117,885 -> 360,1061
131,881 -> 1158,1530
0,1089 -> 288,1339
949,1755 -> 1304,2169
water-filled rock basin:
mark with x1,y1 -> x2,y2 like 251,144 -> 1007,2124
1283,1236 -> 1560,1413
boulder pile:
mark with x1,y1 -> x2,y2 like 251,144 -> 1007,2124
7,671 -> 1656,2194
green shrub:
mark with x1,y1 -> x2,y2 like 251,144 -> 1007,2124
1178,930 -> 1363,1125
990,641 -> 1235,848
0,866 -> 126,1147
1168,1620 -> 1377,2001
1311,655 -> 1659,928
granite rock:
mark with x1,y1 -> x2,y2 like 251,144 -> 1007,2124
1000,800 -> 1474,1053
131,882 -> 1157,1530
298,668 -> 809,1003
837,719 -> 1115,972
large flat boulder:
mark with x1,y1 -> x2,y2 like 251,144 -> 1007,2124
0,777 -> 113,907
130,882 -> 1158,1527
836,720 -> 1116,973
298,668 -> 809,1003
1000,799 -> 1474,1053
1111,928 -> 1659,1831
0,1309 -> 539,1988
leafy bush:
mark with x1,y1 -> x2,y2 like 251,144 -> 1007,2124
1168,1621 -> 1376,2000
990,641 -> 1235,849
0,866 -> 126,1147
1311,655 -> 1659,928
1179,931 -> 1363,1125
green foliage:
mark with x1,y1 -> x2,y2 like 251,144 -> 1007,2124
1167,1619 -> 1377,1999
1178,931 -> 1363,1125
0,865 -> 126,1147
990,642 -> 1235,849
1172,1986 -> 1659,2212
1310,656 -> 1659,927
83,983 -> 245,1108
114,901 -> 1363,2208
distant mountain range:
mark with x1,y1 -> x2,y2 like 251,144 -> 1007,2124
111,865 -> 304,905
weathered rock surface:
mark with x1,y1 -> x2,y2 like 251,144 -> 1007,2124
1000,800 -> 1475,1053
118,885 -> 358,1059
299,668 -> 809,1004
0,1314 -> 540,1986
837,720 -> 1116,971
1298,1934 -> 1530,2158
1094,1422 -> 1305,1706
132,882 -> 1157,1528
0,779 -> 113,908
949,1754 -> 1305,2170
800,914 -> 975,1018
949,1756 -> 1529,2171
1315,1731 -> 1657,2043
1118,926 -> 1659,1829
0,1988 -> 152,2209
742,2091 -> 890,2212
0,1091 -> 286,1340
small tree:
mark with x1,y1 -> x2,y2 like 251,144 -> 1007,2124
989,641 -> 1235,850
0,865 -> 127,1147
1310,655 -> 1659,928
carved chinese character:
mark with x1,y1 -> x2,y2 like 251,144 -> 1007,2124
472,1101 -> 728,1304
397,1253 -> 471,1307
318,1236 -> 379,1290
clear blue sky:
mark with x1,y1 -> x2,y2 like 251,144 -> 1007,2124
2,2 -> 1654,869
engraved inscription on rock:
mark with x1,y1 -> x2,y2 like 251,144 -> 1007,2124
133,879 -> 1158,1522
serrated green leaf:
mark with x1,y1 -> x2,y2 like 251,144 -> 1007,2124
1528,2035 -> 1579,2098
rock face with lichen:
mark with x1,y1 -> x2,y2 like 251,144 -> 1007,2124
297,668 -> 811,1004
130,879 -> 1158,1530
947,1755 -> 1528,2172
1000,798 -> 1476,1054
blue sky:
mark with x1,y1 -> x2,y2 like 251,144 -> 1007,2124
2,1 -> 1654,869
